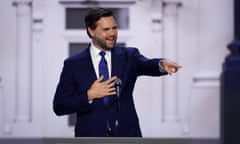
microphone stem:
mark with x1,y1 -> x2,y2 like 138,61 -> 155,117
114,79 -> 121,137
115,89 -> 120,137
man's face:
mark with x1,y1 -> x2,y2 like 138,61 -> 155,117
89,16 -> 118,51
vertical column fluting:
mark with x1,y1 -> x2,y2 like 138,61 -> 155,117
13,0 -> 32,122
162,0 -> 182,122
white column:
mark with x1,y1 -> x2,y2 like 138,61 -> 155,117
13,0 -> 32,122
162,0 -> 182,122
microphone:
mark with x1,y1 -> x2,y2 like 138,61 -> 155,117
115,78 -> 122,97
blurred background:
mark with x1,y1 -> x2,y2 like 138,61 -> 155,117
0,0 -> 234,141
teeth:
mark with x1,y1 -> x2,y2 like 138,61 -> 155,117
107,37 -> 115,40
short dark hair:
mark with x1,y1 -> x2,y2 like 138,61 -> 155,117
84,8 -> 114,38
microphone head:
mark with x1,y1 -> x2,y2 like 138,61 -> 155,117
115,78 -> 122,86
115,78 -> 122,97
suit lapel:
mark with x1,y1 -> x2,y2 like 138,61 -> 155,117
82,54 -> 97,85
107,47 -> 126,106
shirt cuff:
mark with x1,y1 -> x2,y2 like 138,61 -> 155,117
159,59 -> 166,73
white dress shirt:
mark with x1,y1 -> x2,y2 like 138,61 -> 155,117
90,43 -> 112,78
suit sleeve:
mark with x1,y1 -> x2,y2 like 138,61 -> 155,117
53,59 -> 91,116
132,48 -> 168,76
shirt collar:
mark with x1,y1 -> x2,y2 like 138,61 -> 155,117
90,43 -> 111,58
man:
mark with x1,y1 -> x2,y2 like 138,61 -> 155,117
53,8 -> 182,137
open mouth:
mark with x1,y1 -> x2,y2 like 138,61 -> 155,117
106,38 -> 115,44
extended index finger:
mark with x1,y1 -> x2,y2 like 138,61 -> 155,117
170,63 -> 182,69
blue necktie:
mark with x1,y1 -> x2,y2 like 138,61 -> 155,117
99,51 -> 109,105
99,51 -> 111,132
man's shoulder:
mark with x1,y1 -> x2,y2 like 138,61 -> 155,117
68,48 -> 89,59
64,48 -> 89,63
113,46 -> 139,54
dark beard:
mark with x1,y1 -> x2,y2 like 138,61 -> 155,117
93,35 -> 116,51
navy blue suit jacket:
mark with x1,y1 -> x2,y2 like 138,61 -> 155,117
53,46 -> 167,137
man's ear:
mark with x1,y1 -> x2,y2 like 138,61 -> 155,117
87,27 -> 94,38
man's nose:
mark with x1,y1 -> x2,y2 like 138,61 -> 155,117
109,29 -> 117,36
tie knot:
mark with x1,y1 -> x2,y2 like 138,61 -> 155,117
99,51 -> 106,57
